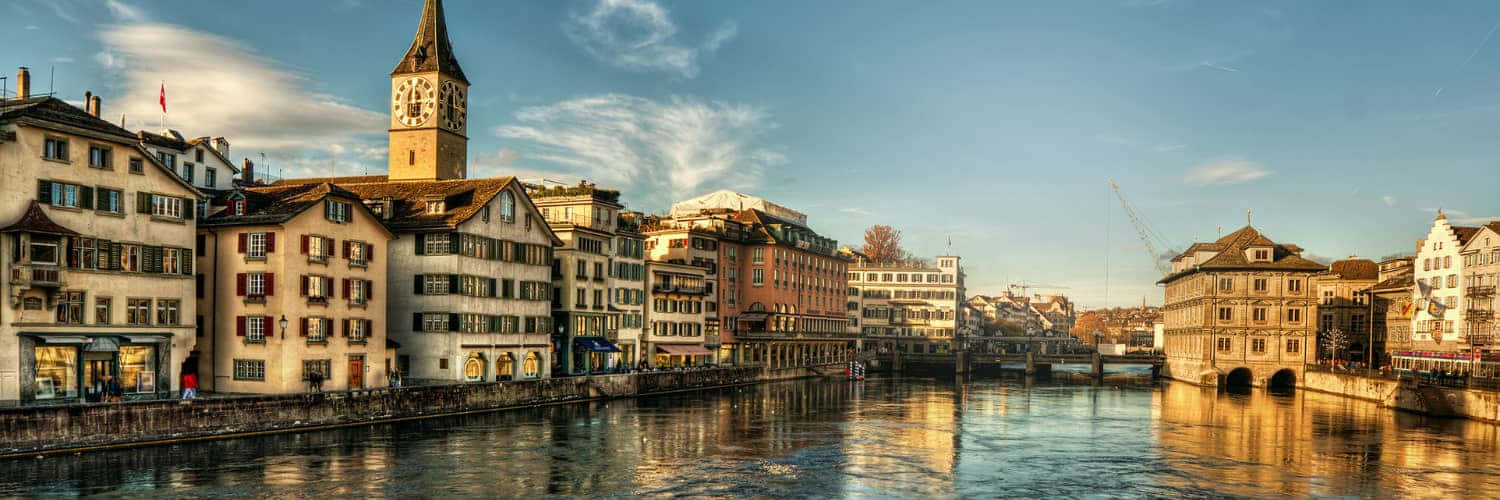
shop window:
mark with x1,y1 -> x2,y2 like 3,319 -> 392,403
34,346 -> 78,400
120,345 -> 156,393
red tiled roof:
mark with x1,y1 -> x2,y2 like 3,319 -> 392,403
1159,225 -> 1326,284
1327,258 -> 1379,280
0,201 -> 80,236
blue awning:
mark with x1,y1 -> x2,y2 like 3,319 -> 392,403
575,337 -> 622,353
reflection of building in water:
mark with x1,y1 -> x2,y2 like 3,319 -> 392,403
1153,381 -> 1500,496
841,380 -> 958,494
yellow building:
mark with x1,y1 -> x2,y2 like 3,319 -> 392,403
197,183 -> 393,393
644,261 -> 713,367
1,72 -> 202,404
1159,225 -> 1325,388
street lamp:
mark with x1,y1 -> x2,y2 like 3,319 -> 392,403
279,315 -> 288,336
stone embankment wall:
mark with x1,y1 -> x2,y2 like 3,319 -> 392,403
1303,371 -> 1500,424
0,366 -> 777,456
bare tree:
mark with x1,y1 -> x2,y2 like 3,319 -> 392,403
861,225 -> 910,263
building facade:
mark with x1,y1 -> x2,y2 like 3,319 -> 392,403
531,183 -> 629,374
136,130 -> 240,198
1412,213 -> 1477,345
643,261 -> 712,367
847,257 -> 965,355
1461,225 -> 1500,347
1,77 -> 202,405
1310,257 -> 1380,363
1159,226 -> 1324,388
197,183 -> 392,393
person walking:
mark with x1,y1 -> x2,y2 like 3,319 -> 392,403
181,372 -> 198,400
309,369 -> 325,393
105,375 -> 124,403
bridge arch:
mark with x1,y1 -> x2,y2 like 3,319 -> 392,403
1223,367 -> 1253,389
1268,369 -> 1297,392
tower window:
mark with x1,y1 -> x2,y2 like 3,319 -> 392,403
409,150 -> 415,166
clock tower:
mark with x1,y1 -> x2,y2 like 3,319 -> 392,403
388,0 -> 469,181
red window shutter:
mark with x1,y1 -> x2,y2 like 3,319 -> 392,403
300,317 -> 308,337
264,316 -> 274,337
325,238 -> 334,258
342,240 -> 350,259
324,318 -> 332,336
364,319 -> 372,336
236,273 -> 247,296
236,316 -> 246,336
265,273 -> 276,296
300,235 -> 309,255
341,318 -> 349,337
265,232 -> 276,253
367,243 -> 375,262
300,275 -> 309,296
342,278 -> 350,299
237,233 -> 247,253
367,279 -> 375,300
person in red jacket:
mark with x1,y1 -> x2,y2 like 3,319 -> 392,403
181,372 -> 198,400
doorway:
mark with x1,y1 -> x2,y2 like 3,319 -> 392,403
83,353 -> 116,402
348,355 -> 364,389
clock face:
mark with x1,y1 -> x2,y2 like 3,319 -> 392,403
440,81 -> 467,132
393,77 -> 436,127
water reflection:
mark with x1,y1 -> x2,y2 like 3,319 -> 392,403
4,375 -> 1500,497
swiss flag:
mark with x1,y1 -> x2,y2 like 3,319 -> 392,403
159,83 -> 166,113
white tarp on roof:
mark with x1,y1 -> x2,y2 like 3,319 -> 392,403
669,189 -> 807,225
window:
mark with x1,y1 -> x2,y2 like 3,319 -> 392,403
1321,314 -> 1334,332
1217,307 -> 1232,322
326,200 -> 351,222
163,248 -> 182,274
89,145 -> 112,169
1216,338 -> 1232,352
426,201 -> 444,214
156,299 -> 180,326
152,195 -> 184,218
1286,308 -> 1302,323
1253,249 -> 1269,261
348,318 -> 368,341
44,137 -> 69,161
306,317 -> 328,341
499,191 -> 515,222
119,245 -> 139,271
182,162 -> 194,183
1252,307 -> 1267,322
1447,274 -> 1457,288
305,275 -> 329,298
753,269 -> 764,286
350,279 -> 368,305
422,233 -> 451,255
302,359 -> 332,381
423,313 -> 450,332
1288,279 -> 1302,293
204,167 -> 216,187
34,346 -> 78,400
307,235 -> 327,261
247,316 -> 267,341
423,275 -> 450,295
1322,289 -> 1335,305
129,157 -> 143,174
1218,278 -> 1232,291
753,248 -> 764,264
96,188 -> 121,213
55,291 -> 84,324
95,297 -> 111,324
127,298 -> 152,325
1286,339 -> 1301,354
157,152 -> 176,171
1252,278 -> 1267,292
40,181 -> 82,208
247,272 -> 267,297
233,360 -> 265,381
1251,338 -> 1267,353
349,240 -> 368,264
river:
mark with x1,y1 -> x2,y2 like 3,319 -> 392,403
4,371 -> 1500,498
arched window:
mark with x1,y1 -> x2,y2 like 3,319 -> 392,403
464,353 -> 485,382
498,191 -> 515,223
523,352 -> 540,378
496,353 -> 514,381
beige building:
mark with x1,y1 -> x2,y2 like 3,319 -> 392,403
1461,224 -> 1500,346
644,261 -> 713,367
846,257 -> 966,355
1159,225 -> 1324,388
1373,257 -> 1415,358
1310,257 -> 1380,363
197,183 -> 393,393
529,183 -> 633,374
613,214 -> 647,368
1,74 -> 202,405
642,224 -> 723,363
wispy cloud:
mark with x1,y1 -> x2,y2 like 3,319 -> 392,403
1200,61 -> 1240,72
564,0 -> 737,79
1455,216 -> 1500,225
25,25 -> 41,31
98,23 -> 385,177
50,56 -> 75,64
1183,158 -> 1270,186
105,0 -> 145,22
497,94 -> 783,207
1382,195 -> 1396,207
43,1 -> 78,24
839,207 -> 872,216
1421,207 -> 1470,217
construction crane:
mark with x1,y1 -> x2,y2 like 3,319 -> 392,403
1009,281 -> 1070,297
1108,179 -> 1174,276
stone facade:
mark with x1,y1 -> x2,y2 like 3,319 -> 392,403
643,261 -> 711,367
846,257 -> 965,355
1159,226 -> 1324,387
530,186 -> 631,374
1461,225 -> 1500,345
1310,257 -> 1380,362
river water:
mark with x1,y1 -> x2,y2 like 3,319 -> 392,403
5,370 -> 1500,498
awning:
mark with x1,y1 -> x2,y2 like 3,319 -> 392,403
42,336 -> 90,344
575,337 -> 622,353
656,344 -> 713,356
737,312 -> 769,322
125,335 -> 168,344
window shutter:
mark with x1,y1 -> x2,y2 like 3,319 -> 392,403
324,318 -> 333,336
449,313 -> 460,332
449,274 -> 460,292
366,243 -> 375,262
342,278 -> 350,299
264,316 -> 274,337
300,318 -> 308,337
300,235 -> 309,255
236,273 -> 247,296
237,233 -> 247,253
325,200 -> 334,221
236,316 -> 246,336
413,313 -> 423,332
341,318 -> 348,337
488,279 -> 497,297
109,243 -> 122,270
325,237 -> 334,257
37,180 -> 51,204
79,186 -> 94,210
300,275 -> 309,296
414,275 -> 424,295
367,279 -> 375,300
137,192 -> 151,213
342,240 -> 350,259
449,232 -> 461,252
414,234 -> 426,255
265,273 -> 276,296
364,319 -> 372,337
97,189 -> 108,211
180,251 -> 192,275
184,199 -> 194,220
265,233 -> 276,253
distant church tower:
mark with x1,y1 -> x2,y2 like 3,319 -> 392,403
388,0 -> 469,181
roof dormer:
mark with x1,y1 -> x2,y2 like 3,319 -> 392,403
1245,245 -> 1273,263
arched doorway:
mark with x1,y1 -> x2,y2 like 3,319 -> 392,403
1268,369 -> 1296,393
1224,367 -> 1253,391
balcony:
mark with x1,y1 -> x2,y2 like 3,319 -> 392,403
545,213 -> 613,232
13,264 -> 62,287
1468,334 -> 1495,345
1467,309 -> 1493,321
1470,286 -> 1496,297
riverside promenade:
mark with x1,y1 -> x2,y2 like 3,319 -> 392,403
1302,365 -> 1500,423
0,363 -> 847,457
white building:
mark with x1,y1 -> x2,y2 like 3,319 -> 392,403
1412,212 -> 1477,344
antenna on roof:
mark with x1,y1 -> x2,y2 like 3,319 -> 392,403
1,75 -> 7,102
1246,209 -> 1252,226
48,66 -> 54,97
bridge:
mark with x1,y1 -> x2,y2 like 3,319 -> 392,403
869,351 -> 1164,379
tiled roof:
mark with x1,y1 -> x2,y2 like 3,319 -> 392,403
0,97 -> 135,141
184,137 -> 241,173
138,130 -> 189,151
1455,226 -> 1481,246
1160,225 -> 1326,284
200,182 -> 363,227
1325,258 -> 1379,280
391,0 -> 468,83
328,176 -> 513,231
0,200 -> 80,236
1372,271 -> 1414,292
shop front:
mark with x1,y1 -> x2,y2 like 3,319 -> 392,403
22,333 -> 171,405
654,343 -> 714,368
574,337 -> 623,373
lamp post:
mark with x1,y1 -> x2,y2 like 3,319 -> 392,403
278,315 -> 288,337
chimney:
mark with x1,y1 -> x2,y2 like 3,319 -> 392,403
84,91 -> 92,113
88,94 -> 101,118
213,137 -> 229,158
241,158 -> 255,185
17,67 -> 30,99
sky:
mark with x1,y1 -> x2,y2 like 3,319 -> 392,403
5,0 -> 1500,309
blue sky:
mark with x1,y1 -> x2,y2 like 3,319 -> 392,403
5,0 -> 1500,308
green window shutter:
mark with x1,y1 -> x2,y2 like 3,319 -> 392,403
95,188 -> 107,211
414,234 -> 426,255
449,232 -> 461,252
449,274 -> 460,292
137,192 -> 151,213
79,186 -> 94,209
448,313 -> 460,332
413,313 -> 423,332
109,243 -> 123,270
414,274 -> 424,295
185,198 -> 195,220
37,180 -> 51,204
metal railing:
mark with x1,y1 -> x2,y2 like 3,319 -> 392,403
1469,286 -> 1496,297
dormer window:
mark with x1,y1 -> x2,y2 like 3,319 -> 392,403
1247,247 -> 1271,262
426,201 -> 445,214
231,199 -> 247,216
325,200 -> 351,222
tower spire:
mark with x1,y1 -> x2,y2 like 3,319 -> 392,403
391,0 -> 468,83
